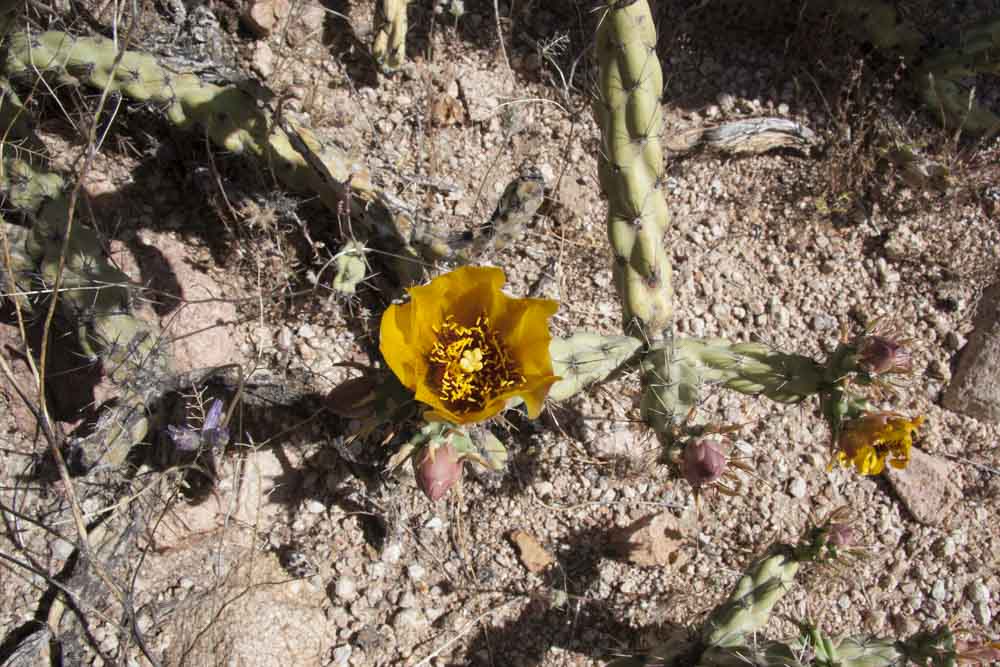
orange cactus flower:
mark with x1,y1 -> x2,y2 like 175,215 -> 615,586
379,266 -> 559,424
834,413 -> 924,475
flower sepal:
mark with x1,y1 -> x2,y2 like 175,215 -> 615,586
387,421 -> 510,501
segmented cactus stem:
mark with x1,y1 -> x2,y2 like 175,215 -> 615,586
372,0 -> 409,72
594,0 -> 672,341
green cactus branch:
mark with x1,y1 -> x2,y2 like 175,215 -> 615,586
3,29 -> 430,283
835,1 -> 1000,137
372,0 -> 409,72
607,518 -> 965,666
594,0 -> 672,341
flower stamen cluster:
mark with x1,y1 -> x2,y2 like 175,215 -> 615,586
429,314 -> 524,413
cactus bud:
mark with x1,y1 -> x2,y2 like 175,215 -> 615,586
856,335 -> 912,375
413,442 -> 463,501
682,438 -> 727,489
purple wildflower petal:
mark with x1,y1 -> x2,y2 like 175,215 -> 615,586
167,425 -> 202,452
203,399 -> 225,432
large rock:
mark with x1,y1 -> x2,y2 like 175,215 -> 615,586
885,447 -> 963,527
943,283 -> 1000,422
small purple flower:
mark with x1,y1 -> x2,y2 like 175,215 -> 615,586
167,399 -> 230,453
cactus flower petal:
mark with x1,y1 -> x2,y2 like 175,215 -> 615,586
834,413 -> 924,475
380,266 -> 559,424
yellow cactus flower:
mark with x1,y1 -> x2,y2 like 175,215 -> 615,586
834,413 -> 925,475
379,266 -> 559,424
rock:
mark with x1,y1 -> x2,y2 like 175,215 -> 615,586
304,499 -> 326,514
392,608 -> 428,641
943,283 -> 1000,422
118,233 -> 240,371
509,530 -> 555,573
244,0 -> 277,36
286,2 -> 326,47
382,543 -> 402,564
788,477 -> 807,498
885,447 -> 962,527
252,41 -> 275,79
605,512 -> 690,569
332,645 -> 352,665
243,0 -> 290,37
335,577 -> 357,602
973,601 -> 992,625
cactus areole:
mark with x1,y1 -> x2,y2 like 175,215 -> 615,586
379,266 -> 559,424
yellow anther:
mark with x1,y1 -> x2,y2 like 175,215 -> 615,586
425,314 -> 524,412
459,348 -> 484,373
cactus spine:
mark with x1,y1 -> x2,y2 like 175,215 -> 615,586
372,0 -> 409,72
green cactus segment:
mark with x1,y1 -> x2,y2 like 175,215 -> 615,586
899,627 -> 958,667
696,643 -> 806,667
4,31 -> 367,199
594,0 -> 672,341
372,0 -> 409,72
916,19 -> 1000,137
4,30 -> 425,282
332,240 -> 368,295
702,550 -> 801,648
834,1 -> 999,136
0,221 -> 33,309
641,338 -> 825,438
0,147 -> 167,467
828,636 -> 902,667
548,333 -> 642,402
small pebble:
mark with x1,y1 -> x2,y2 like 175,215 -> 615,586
931,580 -> 947,601
392,608 -> 428,637
335,577 -> 358,601
973,601 -> 992,625
382,543 -> 402,563
788,477 -> 807,498
304,499 -> 326,514
407,563 -> 426,581
332,645 -> 352,665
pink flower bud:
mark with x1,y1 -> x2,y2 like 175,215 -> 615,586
682,439 -> 727,489
413,442 -> 463,502
857,335 -> 913,375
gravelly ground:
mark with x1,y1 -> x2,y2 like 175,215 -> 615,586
1,1 -> 999,665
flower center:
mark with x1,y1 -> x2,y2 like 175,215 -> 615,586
428,313 -> 523,412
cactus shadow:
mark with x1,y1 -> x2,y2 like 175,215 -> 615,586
456,523 -> 678,665
0,305 -> 105,432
